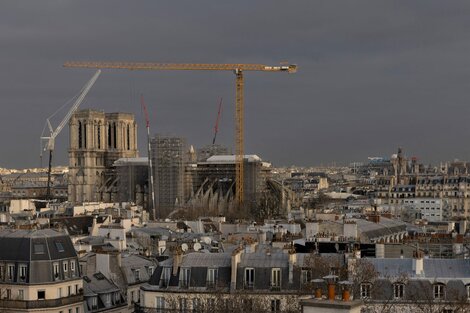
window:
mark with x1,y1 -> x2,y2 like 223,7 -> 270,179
55,242 -> 65,252
207,268 -> 217,288
7,264 -> 14,280
244,268 -> 255,289
301,270 -> 311,285
360,283 -> 371,299
207,298 -> 215,310
53,263 -> 60,280
63,262 -> 68,273
91,297 -> 98,309
104,293 -> 111,305
37,290 -> 45,300
18,289 -> 24,300
133,269 -> 140,282
147,266 -> 155,276
58,287 -> 62,298
271,299 -> 281,312
193,298 -> 201,311
466,284 -> 470,300
434,284 -> 445,299
393,283 -> 404,299
6,289 -> 11,300
179,297 -> 187,313
179,268 -> 190,288
0,263 -> 4,280
114,292 -> 120,304
131,291 -> 135,304
68,285 -> 72,296
19,264 -> 27,281
160,267 -> 171,288
75,284 -> 79,294
70,260 -> 75,273
156,296 -> 165,313
271,268 -> 281,290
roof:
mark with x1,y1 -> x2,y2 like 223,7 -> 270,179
114,157 -> 148,166
206,155 -> 262,163
120,254 -> 157,285
239,252 -> 288,268
83,272 -> 120,296
368,258 -> 470,280
0,228 -> 76,262
180,252 -> 231,268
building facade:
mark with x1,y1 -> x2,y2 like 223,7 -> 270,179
0,229 -> 83,313
68,109 -> 138,204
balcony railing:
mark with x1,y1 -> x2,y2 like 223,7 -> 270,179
0,294 -> 83,309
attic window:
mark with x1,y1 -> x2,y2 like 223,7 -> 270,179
55,242 -> 65,252
34,244 -> 45,254
94,273 -> 105,280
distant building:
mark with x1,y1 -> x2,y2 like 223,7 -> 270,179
151,135 -> 186,218
114,157 -> 148,207
68,109 -> 138,204
196,144 -> 229,162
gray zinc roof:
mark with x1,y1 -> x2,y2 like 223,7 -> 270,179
181,252 -> 231,268
239,252 -> 288,268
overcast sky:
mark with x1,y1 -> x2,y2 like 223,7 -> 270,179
1,1 -> 470,168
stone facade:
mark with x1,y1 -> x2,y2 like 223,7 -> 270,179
68,109 -> 138,204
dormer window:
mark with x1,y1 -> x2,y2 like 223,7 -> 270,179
179,268 -> 190,288
147,266 -> 155,276
360,283 -> 371,299
207,268 -> 217,289
244,268 -> 255,289
63,262 -> 68,273
7,264 -> 14,281
19,264 -> 27,282
53,263 -> 60,280
160,267 -> 171,288
434,283 -> 445,300
271,268 -> 281,290
55,242 -> 65,252
134,269 -> 140,282
393,283 -> 404,299
34,244 -> 45,255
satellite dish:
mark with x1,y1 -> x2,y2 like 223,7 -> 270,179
181,243 -> 188,252
193,242 -> 202,252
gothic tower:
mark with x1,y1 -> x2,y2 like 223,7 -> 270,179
68,109 -> 138,204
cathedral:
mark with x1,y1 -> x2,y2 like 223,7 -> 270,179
68,109 -> 138,203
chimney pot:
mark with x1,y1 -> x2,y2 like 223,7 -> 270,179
328,283 -> 335,301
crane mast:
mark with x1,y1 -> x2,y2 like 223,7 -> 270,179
41,70 -> 101,199
141,95 -> 156,220
63,61 -> 296,209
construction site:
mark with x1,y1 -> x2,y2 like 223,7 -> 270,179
3,61 -> 299,220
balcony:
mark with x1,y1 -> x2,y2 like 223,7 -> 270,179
0,294 -> 83,309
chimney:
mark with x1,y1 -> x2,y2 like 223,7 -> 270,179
323,275 -> 338,301
412,250 -> 424,276
172,247 -> 183,276
328,282 -> 335,300
288,250 -> 296,284
339,281 -> 352,302
230,247 -> 243,291
312,279 -> 324,299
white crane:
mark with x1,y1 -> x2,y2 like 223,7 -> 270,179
40,70 -> 101,199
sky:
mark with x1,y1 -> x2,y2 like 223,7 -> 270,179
1,1 -> 470,168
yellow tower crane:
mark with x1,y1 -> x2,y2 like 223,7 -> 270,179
63,61 -> 297,210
